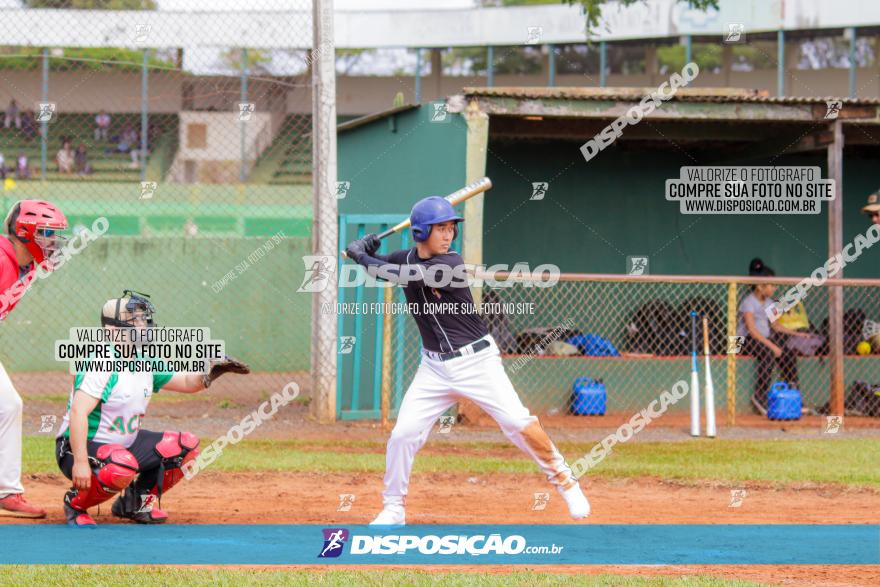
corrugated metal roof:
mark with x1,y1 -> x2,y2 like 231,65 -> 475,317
461,87 -> 880,106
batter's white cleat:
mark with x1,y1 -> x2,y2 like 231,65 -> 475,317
558,481 -> 591,520
369,497 -> 406,526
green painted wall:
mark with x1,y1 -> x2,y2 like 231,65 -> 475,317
333,115 -> 880,419
337,105 -> 468,216
0,237 -> 311,374
335,105 -> 468,417
1,183 -> 310,237
483,143 -> 880,278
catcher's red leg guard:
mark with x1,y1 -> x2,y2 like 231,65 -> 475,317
153,431 -> 200,496
112,431 -> 199,524
65,444 -> 138,527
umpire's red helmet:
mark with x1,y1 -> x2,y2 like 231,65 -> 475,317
4,200 -> 68,264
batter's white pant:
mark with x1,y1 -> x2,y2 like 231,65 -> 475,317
0,359 -> 24,497
383,335 -> 576,500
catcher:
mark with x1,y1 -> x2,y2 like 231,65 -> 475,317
55,289 -> 249,527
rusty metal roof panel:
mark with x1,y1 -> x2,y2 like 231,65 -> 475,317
461,87 -> 880,106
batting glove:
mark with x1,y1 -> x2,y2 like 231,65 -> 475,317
345,238 -> 368,263
363,234 -> 381,255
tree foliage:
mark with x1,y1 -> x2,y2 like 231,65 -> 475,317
26,0 -> 156,9
0,47 -> 174,72
481,0 -> 720,35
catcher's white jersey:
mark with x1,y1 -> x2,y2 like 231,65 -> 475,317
56,368 -> 173,447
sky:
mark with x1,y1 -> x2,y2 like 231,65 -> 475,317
162,0 -> 482,76
158,0 -> 478,11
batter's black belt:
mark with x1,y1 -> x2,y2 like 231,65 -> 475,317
425,338 -> 491,362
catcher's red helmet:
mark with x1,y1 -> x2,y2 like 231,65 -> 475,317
4,200 -> 68,264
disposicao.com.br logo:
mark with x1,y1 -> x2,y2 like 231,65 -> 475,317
317,528 -> 563,558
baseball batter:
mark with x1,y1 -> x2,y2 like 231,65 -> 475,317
55,290 -> 249,526
0,200 -> 68,519
344,196 -> 590,525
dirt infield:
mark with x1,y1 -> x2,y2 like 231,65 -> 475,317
9,471 -> 880,586
12,373 -> 880,585
16,369 -> 880,447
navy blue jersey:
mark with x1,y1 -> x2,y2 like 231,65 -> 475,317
356,248 -> 488,352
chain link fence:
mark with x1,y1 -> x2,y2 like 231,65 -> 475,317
377,273 -> 880,424
0,4 -> 324,414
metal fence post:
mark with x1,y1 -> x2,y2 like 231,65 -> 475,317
41,47 -> 48,180
141,49 -> 148,182
311,0 -> 339,423
487,46 -> 494,87
777,30 -> 785,97
240,48 -> 248,182
415,48 -> 422,103
847,27 -> 857,98
381,285 -> 393,431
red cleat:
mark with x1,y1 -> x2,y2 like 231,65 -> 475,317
63,501 -> 96,528
0,493 -> 47,519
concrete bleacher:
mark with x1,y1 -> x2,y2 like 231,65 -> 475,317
0,111 -> 341,186
248,114 -> 358,185
0,113 -> 177,183
247,114 -> 312,185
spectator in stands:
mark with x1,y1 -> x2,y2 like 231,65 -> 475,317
20,110 -> 35,141
112,125 -> 141,168
56,140 -> 74,174
94,110 -> 111,142
74,144 -> 91,176
117,125 -> 136,151
15,152 -> 29,180
4,99 -> 20,130
147,121 -> 160,144
737,258 -> 810,415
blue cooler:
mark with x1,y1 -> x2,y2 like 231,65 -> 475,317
571,377 -> 606,416
767,381 -> 802,420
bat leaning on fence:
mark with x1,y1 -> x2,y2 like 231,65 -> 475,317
702,314 -> 717,438
690,311 -> 701,437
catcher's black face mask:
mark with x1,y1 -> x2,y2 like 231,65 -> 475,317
101,290 -> 156,328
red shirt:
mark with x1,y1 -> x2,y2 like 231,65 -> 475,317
0,236 -> 34,320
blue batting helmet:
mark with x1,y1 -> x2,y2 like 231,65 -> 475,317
409,196 -> 463,242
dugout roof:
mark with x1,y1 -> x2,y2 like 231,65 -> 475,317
450,87 -> 880,153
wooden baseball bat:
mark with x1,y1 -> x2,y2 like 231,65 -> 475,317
702,314 -> 717,438
341,176 -> 492,258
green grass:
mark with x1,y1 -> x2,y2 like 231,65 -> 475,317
557,438 -> 880,487
0,567 -> 770,587
22,436 -> 880,488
